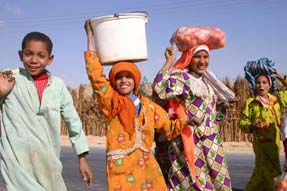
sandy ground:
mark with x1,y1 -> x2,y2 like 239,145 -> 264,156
60,135 -> 259,153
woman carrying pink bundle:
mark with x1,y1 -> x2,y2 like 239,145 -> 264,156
153,26 -> 234,191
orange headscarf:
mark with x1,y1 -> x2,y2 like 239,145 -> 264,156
171,44 -> 210,71
108,61 -> 142,137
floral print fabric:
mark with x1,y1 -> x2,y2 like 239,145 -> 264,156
85,51 -> 186,191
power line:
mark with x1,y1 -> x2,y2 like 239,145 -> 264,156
0,0 -> 285,34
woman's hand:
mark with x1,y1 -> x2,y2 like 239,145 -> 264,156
161,47 -> 176,72
165,47 -> 176,63
250,122 -> 261,133
186,116 -> 202,127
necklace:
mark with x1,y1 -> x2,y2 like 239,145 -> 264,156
258,95 -> 270,108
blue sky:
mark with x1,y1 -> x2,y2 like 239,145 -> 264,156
0,0 -> 286,88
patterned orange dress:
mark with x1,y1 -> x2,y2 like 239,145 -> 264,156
85,51 -> 186,191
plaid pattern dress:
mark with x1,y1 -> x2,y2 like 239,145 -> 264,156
153,69 -> 232,191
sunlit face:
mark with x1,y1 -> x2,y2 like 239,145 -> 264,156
19,40 -> 53,77
189,50 -> 209,76
115,71 -> 135,95
255,75 -> 271,97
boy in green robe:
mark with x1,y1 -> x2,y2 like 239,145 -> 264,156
0,32 -> 94,191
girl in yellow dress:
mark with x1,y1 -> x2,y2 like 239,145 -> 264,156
239,58 -> 287,191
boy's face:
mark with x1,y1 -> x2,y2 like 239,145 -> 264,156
256,75 -> 271,97
19,40 -> 54,77
115,71 -> 135,95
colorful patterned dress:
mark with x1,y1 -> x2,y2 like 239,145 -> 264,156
153,69 -> 232,191
239,77 -> 287,191
85,51 -> 187,191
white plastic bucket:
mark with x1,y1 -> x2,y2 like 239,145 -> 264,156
90,12 -> 148,65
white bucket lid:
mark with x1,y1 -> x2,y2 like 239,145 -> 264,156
90,11 -> 148,24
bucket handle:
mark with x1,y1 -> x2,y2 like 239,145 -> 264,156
113,11 -> 148,23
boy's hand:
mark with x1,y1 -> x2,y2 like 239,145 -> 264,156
79,153 -> 94,188
0,71 -> 15,98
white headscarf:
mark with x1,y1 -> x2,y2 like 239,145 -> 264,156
192,44 -> 210,56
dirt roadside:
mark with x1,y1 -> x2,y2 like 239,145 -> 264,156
60,135 -> 260,153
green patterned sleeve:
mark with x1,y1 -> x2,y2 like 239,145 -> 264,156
239,98 -> 253,133
278,76 -> 287,108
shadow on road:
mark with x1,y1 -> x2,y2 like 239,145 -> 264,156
232,188 -> 244,191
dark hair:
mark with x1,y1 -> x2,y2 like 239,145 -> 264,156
21,32 -> 53,55
255,73 -> 270,83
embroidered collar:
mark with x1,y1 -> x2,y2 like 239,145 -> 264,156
189,70 -> 202,79
128,94 -> 141,115
254,93 -> 278,108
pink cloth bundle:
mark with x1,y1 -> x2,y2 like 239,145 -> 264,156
170,26 -> 226,52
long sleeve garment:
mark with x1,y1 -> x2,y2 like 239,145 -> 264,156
153,69 -> 232,191
239,77 -> 287,191
0,68 -> 89,191
85,51 -> 186,191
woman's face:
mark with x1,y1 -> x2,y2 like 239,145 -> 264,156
189,50 -> 209,76
115,71 -> 135,95
255,75 -> 271,97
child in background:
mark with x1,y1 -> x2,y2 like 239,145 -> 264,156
84,20 -> 190,191
239,58 -> 287,191
0,32 -> 93,191
283,115 -> 287,171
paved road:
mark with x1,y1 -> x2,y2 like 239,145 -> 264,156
0,147 -> 106,191
0,147 -> 285,191
227,152 -> 254,191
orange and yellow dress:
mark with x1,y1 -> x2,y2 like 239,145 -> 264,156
85,51 -> 186,191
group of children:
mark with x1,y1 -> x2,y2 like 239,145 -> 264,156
0,19 -> 286,191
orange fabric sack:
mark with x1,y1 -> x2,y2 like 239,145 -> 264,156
167,99 -> 199,186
